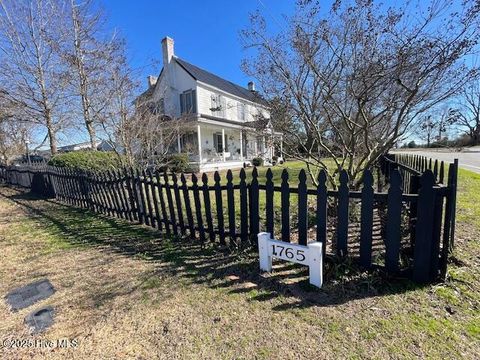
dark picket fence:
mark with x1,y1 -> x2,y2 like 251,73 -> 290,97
0,155 -> 458,284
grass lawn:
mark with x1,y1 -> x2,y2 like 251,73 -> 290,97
0,168 -> 478,359
212,159 -> 337,187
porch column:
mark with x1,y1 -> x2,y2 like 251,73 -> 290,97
177,133 -> 181,153
197,124 -> 202,163
159,129 -> 164,153
222,128 -> 226,162
280,135 -> 283,157
240,130 -> 244,160
262,136 -> 266,158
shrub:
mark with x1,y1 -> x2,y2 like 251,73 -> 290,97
161,153 -> 191,173
48,151 -> 124,172
252,157 -> 263,167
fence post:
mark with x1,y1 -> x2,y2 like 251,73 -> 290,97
249,167 -> 260,244
449,159 -> 458,252
430,186 -> 444,280
408,173 -> 420,247
140,170 -> 153,224
298,169 -> 308,246
439,161 -> 445,184
337,170 -> 349,257
124,168 -> 138,221
413,170 -> 436,283
149,171 -> 162,229
316,170 -> 328,257
239,168 -> 248,243
214,171 -> 226,245
158,172 -> 171,236
202,173 -> 215,242
192,173 -> 205,242
385,169 -> 402,273
360,169 -> 374,268
265,168 -> 274,237
116,169 -> 129,220
181,173 -> 194,239
163,173 -> 177,235
226,170 -> 236,244
131,168 -> 143,223
110,170 -> 124,218
172,173 -> 185,236
281,169 -> 290,243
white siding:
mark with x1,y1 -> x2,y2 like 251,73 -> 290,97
196,83 -> 270,123
149,58 -> 270,122
151,58 -> 197,117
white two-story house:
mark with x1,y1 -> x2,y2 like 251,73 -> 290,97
139,36 -> 283,171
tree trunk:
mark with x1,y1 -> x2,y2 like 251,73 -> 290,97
71,0 -> 96,150
45,113 -> 57,155
85,117 -> 96,150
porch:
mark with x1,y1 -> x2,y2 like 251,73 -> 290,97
174,120 -> 283,171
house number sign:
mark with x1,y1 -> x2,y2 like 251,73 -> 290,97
257,232 -> 323,288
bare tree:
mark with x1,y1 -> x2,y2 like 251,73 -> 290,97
0,95 -> 32,164
242,0 -> 480,187
95,48 -> 184,168
419,106 -> 457,146
0,0 -> 73,155
450,77 -> 480,145
59,0 -> 124,150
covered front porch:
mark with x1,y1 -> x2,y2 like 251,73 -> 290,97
175,119 -> 283,171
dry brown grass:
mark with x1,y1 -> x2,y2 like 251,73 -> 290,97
0,185 -> 478,359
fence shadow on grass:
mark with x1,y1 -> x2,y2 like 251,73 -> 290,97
2,186 -> 425,311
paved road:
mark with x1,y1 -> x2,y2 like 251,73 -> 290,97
391,147 -> 480,174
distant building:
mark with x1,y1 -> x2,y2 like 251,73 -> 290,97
57,140 -> 116,153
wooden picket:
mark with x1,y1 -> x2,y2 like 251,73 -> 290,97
281,169 -> 290,243
360,169 -> 374,268
337,170 -> 349,256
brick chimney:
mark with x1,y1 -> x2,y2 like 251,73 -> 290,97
161,36 -> 174,66
147,75 -> 157,88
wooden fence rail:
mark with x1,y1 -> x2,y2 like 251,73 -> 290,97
0,155 -> 458,284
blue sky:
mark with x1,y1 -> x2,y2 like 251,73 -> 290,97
102,0 -> 295,90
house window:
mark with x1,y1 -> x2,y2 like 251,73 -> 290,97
158,98 -> 165,114
213,133 -> 227,153
180,132 -> 197,152
210,94 -> 226,117
238,103 -> 246,121
180,89 -> 197,114
257,136 -> 264,153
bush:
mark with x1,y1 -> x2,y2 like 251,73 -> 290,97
252,157 -> 263,167
48,151 -> 124,172
161,153 -> 191,173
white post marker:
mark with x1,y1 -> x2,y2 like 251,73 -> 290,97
258,232 -> 323,288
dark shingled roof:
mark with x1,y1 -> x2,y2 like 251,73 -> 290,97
175,57 -> 267,105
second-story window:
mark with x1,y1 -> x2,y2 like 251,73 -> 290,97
238,103 -> 246,121
210,94 -> 226,117
180,89 -> 197,114
158,98 -> 165,114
